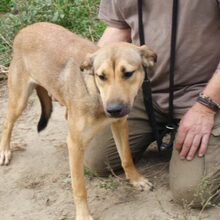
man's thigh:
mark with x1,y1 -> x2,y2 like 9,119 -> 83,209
170,113 -> 220,207
84,90 -> 154,176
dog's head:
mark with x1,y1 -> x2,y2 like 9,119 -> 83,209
80,42 -> 157,118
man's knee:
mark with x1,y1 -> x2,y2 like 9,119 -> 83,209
84,155 -> 111,177
84,126 -> 119,177
169,149 -> 200,207
84,127 -> 153,177
170,175 -> 219,208
169,148 -> 220,208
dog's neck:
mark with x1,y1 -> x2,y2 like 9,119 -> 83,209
81,71 -> 106,118
61,60 -> 105,117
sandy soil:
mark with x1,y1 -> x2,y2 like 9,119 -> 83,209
0,81 -> 219,220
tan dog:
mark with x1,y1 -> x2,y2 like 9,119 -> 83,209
0,22 -> 156,220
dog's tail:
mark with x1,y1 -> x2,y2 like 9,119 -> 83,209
36,86 -> 53,132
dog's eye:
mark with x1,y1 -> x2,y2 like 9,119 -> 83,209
97,74 -> 107,81
123,71 -> 134,79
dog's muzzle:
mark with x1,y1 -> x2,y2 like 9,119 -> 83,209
106,103 -> 130,118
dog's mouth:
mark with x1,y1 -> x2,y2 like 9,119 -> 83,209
105,103 -> 130,118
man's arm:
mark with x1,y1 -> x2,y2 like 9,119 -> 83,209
175,67 -> 220,160
98,27 -> 131,47
170,1 -> 220,160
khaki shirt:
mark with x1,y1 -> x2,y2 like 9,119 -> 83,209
99,0 -> 220,117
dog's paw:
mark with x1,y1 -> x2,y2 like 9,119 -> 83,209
130,176 -> 153,192
0,150 -> 12,166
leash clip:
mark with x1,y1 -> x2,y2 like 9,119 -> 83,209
165,124 -> 176,130
159,124 -> 177,152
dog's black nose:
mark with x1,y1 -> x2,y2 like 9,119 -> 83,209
106,103 -> 129,118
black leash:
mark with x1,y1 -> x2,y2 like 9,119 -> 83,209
168,0 -> 179,129
138,0 -> 162,149
138,0 -> 179,151
161,0 -> 179,150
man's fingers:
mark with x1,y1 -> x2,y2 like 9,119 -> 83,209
186,134 -> 202,160
198,133 -> 210,157
175,125 -> 187,151
179,132 -> 194,159
174,103 -> 215,161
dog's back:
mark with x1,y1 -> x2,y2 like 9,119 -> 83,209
7,22 -> 99,131
12,22 -> 97,93
13,22 -> 97,65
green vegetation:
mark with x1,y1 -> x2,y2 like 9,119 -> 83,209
0,0 -> 105,68
0,0 -> 11,13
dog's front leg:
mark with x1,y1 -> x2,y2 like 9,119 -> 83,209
67,130 -> 93,220
111,118 -> 152,191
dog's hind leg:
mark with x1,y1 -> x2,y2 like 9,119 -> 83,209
0,60 -> 35,165
111,118 -> 153,191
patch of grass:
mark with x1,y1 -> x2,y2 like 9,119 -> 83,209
99,175 -> 121,191
84,167 -> 97,180
0,0 -> 105,68
0,0 -> 12,13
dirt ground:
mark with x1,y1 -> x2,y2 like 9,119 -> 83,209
0,81 -> 219,220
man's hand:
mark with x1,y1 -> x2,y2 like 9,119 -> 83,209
175,102 -> 216,160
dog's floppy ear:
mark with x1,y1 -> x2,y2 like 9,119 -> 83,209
80,53 -> 95,75
139,45 -> 157,68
